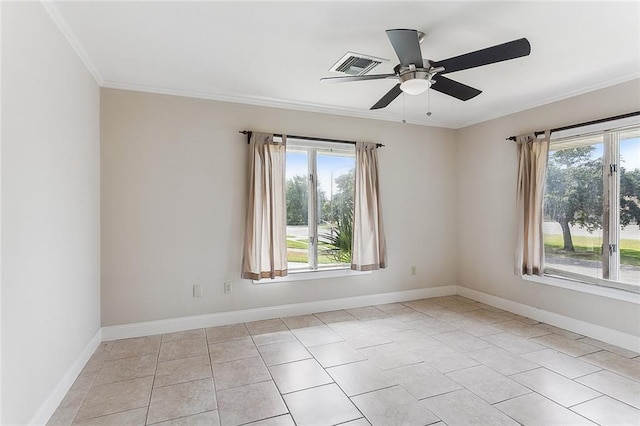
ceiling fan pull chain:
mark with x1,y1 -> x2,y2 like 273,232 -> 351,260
402,93 -> 406,124
427,89 -> 432,117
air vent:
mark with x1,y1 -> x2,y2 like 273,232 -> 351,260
329,52 -> 388,76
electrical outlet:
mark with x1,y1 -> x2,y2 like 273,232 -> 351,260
193,284 -> 203,298
224,281 -> 232,294
411,265 -> 416,276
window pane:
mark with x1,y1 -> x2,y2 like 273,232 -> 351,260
286,148 -> 309,270
619,131 -> 640,287
317,149 -> 355,268
544,141 -> 604,280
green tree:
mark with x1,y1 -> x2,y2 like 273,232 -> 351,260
316,187 -> 329,224
544,147 -> 640,253
329,169 -> 355,224
286,175 -> 329,226
544,146 -> 603,252
620,167 -> 640,228
286,175 -> 308,225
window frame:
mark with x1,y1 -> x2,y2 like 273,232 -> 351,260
541,123 -> 640,294
284,137 -> 356,274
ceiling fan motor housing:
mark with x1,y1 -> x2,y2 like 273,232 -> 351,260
398,68 -> 432,95
399,68 -> 431,84
397,64 -> 445,95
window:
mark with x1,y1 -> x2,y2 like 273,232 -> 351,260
285,138 -> 356,272
543,125 -> 640,292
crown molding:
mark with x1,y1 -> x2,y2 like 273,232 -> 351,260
41,0 -> 104,85
458,72 -> 640,129
98,74 -> 640,131
100,79 -> 460,129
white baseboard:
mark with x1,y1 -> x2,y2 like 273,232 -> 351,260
457,286 -> 640,353
30,328 -> 102,426
102,285 -> 640,353
102,286 -> 457,341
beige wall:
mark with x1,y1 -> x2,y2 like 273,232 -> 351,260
1,2 -> 101,424
100,88 -> 459,326
456,79 -> 640,336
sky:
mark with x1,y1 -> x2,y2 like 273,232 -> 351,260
620,137 -> 640,170
286,151 -> 355,199
554,137 -> 639,170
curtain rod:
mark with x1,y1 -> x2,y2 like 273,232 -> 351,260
506,111 -> 640,141
239,130 -> 384,148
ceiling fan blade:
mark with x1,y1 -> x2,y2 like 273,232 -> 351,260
431,76 -> 482,101
431,38 -> 531,75
386,29 -> 424,68
370,84 -> 402,110
320,74 -> 396,83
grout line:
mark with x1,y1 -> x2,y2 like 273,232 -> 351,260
333,417 -> 367,426
418,387 -> 464,402
343,383 -> 399,398
567,393 -> 606,409
144,336 -> 163,425
489,389 -> 536,406
216,377 -> 273,393
68,345 -> 110,424
148,409 -> 219,425
74,406 -> 150,424
204,328 -> 222,425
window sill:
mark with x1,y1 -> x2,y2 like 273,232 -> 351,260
522,273 -> 640,304
253,268 -> 371,284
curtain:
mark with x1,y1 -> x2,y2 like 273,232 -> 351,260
241,132 -> 288,280
515,131 -> 550,276
351,142 -> 387,271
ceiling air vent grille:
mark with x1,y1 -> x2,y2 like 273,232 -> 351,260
329,52 -> 388,76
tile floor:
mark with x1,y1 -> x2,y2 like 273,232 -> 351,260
48,296 -> 640,426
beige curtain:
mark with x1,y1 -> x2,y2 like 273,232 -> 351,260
352,142 -> 387,271
241,132 -> 288,280
515,131 -> 550,276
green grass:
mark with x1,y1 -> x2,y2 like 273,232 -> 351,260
287,239 -> 309,249
286,239 -> 333,249
286,251 -> 309,263
620,247 -> 640,266
286,230 -> 349,265
286,250 -> 338,264
544,234 -> 640,267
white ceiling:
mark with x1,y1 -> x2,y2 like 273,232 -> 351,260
47,1 -> 640,129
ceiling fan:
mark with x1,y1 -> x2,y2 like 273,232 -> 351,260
321,29 -> 531,110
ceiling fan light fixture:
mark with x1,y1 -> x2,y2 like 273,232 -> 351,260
400,78 -> 431,95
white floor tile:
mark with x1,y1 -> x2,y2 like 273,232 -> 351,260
571,395 -> 640,426
495,392 -> 596,425
576,370 -> 640,409
284,383 -> 360,426
351,385 -> 439,426
511,368 -> 601,407
423,389 -> 519,426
